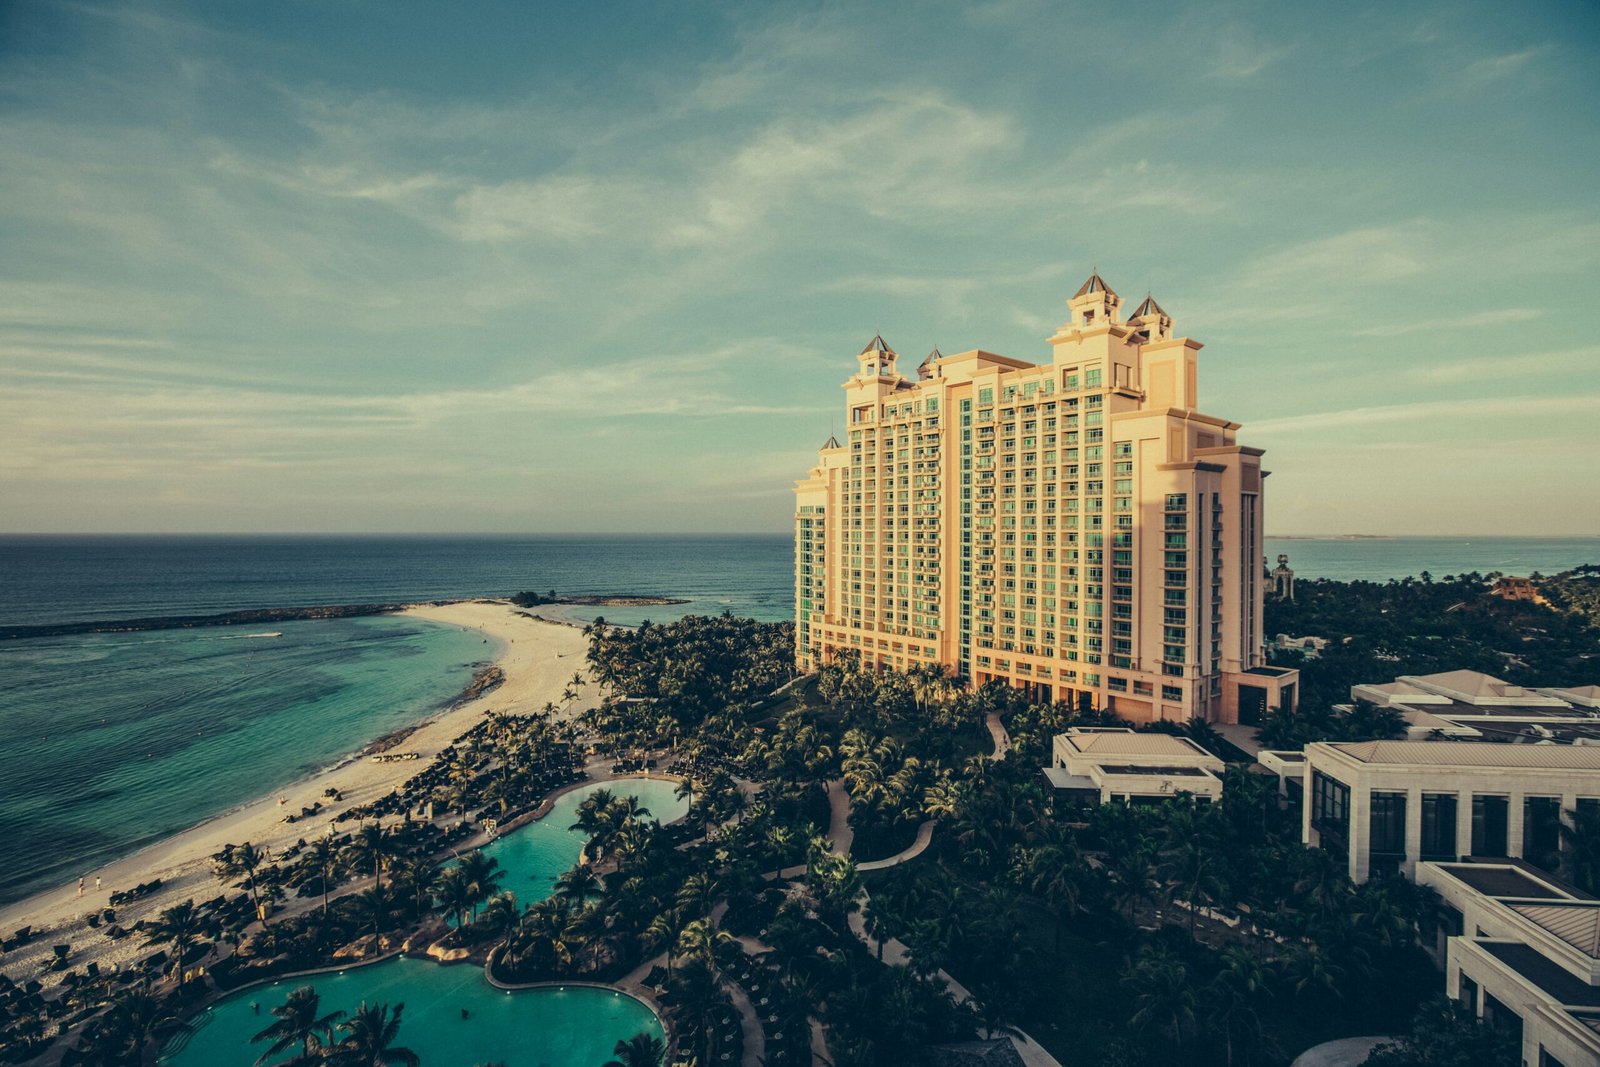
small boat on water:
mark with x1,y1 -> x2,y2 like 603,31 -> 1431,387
245,632 -> 284,638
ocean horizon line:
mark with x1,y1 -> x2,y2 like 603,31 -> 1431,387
1,530 -> 1596,541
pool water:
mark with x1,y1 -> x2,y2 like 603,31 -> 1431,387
162,779 -> 687,1066
483,777 -> 688,902
164,957 -> 661,1066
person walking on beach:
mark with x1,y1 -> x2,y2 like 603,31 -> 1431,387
77,876 -> 84,897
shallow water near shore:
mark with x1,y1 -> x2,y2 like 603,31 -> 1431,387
0,616 -> 493,904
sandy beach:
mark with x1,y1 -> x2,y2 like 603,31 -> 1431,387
0,600 -> 596,984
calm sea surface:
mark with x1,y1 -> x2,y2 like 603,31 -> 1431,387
0,533 -> 1594,905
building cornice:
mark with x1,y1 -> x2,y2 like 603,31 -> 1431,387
1196,445 -> 1265,458
1140,336 -> 1204,354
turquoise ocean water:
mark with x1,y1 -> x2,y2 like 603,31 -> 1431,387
1,534 -> 1595,906
0,616 -> 493,904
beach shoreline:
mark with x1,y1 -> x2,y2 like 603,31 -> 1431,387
0,600 -> 597,983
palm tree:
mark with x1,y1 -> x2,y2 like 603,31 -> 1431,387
503,898 -> 577,976
675,917 -> 735,975
674,872 -> 718,918
1206,947 -> 1266,1067
644,907 -> 689,980
143,899 -> 204,983
343,823 -> 391,891
1111,842 -> 1157,923
1160,838 -> 1230,937
252,985 -> 346,1066
666,959 -> 723,1067
299,836 -> 341,917
332,1001 -> 420,1067
1124,944 -> 1196,1052
477,891 -> 520,936
76,989 -> 189,1066
922,775 -> 968,820
355,885 -> 395,939
604,1030 -> 666,1067
393,854 -> 439,921
1027,843 -> 1086,951
1279,943 -> 1343,1003
459,851 -> 504,922
432,865 -> 475,929
1293,848 -> 1352,922
553,863 -> 600,910
222,841 -> 270,921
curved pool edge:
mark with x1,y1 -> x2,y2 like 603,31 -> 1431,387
162,950 -> 665,1067
161,948 -> 407,1062
482,945 -> 677,1062
163,773 -> 687,1063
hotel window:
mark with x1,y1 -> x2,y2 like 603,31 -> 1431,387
1312,771 -> 1351,859
1085,369 -> 1102,387
1369,792 -> 1407,874
1524,796 -> 1562,869
1472,795 -> 1509,857
1483,993 -> 1522,1047
1420,794 -> 1458,860
1457,974 -> 1478,1015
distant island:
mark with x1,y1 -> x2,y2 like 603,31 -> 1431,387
0,602 -> 417,641
510,590 -> 689,608
0,593 -> 691,641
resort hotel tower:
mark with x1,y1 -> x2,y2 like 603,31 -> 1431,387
793,273 -> 1299,726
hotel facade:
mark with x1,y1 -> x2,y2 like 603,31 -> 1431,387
794,274 -> 1298,725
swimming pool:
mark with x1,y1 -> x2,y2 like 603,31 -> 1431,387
163,957 -> 662,1066
482,776 -> 687,901
162,778 -> 687,1066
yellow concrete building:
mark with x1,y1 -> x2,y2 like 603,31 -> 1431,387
794,273 -> 1299,725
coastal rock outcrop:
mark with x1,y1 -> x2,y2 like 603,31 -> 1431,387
426,938 -> 471,963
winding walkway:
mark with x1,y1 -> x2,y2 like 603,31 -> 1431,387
840,710 -> 1062,1067
737,708 -> 1060,1065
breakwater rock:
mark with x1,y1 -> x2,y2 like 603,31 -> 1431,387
0,602 -> 415,641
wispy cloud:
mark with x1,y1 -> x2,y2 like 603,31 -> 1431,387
1249,394 -> 1599,436
1352,307 -> 1542,337
1453,44 -> 1553,92
1403,345 -> 1600,384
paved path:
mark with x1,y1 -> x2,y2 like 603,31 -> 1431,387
824,778 -> 853,855
843,710 -> 1063,1067
724,977 -> 767,1067
1289,1036 -> 1392,1067
755,710 -> 1062,1067
985,712 -> 1012,762
857,820 -> 935,872
768,778 -> 852,881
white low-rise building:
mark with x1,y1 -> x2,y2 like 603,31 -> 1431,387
1047,727 -> 1224,805
1302,740 -> 1600,883
1343,669 -> 1600,743
1418,861 -> 1600,1067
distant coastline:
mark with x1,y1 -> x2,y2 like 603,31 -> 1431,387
0,592 -> 689,641
1270,534 -> 1391,541
0,601 -> 415,641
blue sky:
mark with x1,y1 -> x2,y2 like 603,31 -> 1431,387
2,0 -> 1597,535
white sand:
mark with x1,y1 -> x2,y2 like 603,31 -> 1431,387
0,601 -> 595,982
